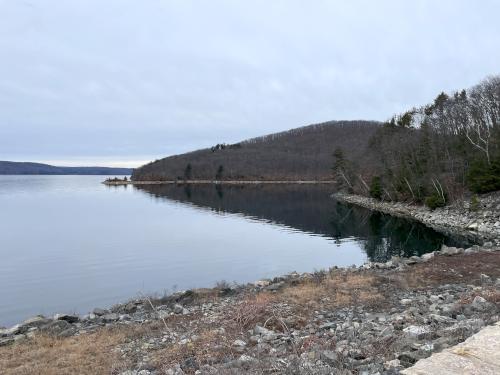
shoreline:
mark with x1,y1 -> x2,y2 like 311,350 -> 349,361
103,179 -> 336,186
334,192 -> 500,246
2,245 -> 500,374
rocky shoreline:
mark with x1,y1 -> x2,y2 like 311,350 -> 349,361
334,192 -> 500,246
2,243 -> 500,374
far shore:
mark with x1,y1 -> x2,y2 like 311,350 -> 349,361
102,179 -> 336,185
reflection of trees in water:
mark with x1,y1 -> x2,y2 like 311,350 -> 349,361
136,184 -> 471,262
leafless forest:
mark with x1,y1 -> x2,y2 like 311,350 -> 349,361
132,120 -> 380,181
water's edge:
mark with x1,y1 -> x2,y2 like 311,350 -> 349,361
333,192 -> 500,246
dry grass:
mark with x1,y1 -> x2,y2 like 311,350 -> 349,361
0,328 -> 131,375
153,328 -> 235,373
280,272 -> 383,309
401,252 -> 500,289
228,292 -> 276,331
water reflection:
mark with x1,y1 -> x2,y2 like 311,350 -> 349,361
135,183 -> 472,262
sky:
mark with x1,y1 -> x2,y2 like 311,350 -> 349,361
0,1 -> 499,167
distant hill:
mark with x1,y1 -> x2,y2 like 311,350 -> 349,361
0,161 -> 132,175
132,120 -> 381,181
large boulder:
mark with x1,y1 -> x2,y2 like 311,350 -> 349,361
53,313 -> 79,323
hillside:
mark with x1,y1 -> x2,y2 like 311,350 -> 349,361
0,161 -> 132,175
335,75 -> 500,206
132,120 -> 381,181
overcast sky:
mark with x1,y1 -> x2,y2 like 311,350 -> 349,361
0,0 -> 499,167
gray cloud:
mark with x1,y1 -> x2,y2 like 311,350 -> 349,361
0,0 -> 499,166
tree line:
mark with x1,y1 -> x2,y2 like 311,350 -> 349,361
334,76 -> 500,208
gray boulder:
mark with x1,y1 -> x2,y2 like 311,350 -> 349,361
53,313 -> 79,323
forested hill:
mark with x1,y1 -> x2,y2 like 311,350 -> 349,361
0,161 -> 132,175
132,120 -> 381,181
334,75 -> 500,207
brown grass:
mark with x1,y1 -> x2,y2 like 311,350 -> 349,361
3,252 -> 499,374
153,328 -> 235,373
280,272 -> 383,309
399,252 -> 500,289
228,292 -> 276,330
0,328 -> 131,375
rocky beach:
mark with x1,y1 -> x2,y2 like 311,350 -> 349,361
1,241 -> 500,374
334,192 -> 500,245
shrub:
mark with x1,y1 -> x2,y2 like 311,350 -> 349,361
425,193 -> 446,210
467,159 -> 500,193
369,176 -> 383,200
470,194 -> 480,211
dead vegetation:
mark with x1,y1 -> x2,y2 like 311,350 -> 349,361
0,328 -> 131,375
280,271 -> 384,310
1,252 -> 500,374
398,252 -> 500,288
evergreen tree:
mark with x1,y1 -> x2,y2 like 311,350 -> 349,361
215,165 -> 224,180
184,163 -> 192,180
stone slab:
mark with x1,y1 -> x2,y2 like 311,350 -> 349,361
402,321 -> 500,375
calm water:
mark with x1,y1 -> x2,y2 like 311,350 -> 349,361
0,176 -> 470,326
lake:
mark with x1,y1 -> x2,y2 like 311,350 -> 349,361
0,175 -> 470,327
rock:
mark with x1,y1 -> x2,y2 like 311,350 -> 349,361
122,302 -> 138,314
464,247 -> 478,255
53,313 -> 79,323
319,322 -> 336,330
92,308 -> 109,316
254,325 -> 275,336
480,274 -> 492,284
7,316 -> 53,335
400,299 -> 413,306
439,319 -> 485,337
440,245 -> 463,256
320,350 -> 337,364
403,325 -> 432,340
402,321 -> 500,374
421,252 -> 435,261
265,282 -> 284,291
428,314 -> 454,323
468,222 -> 479,230
173,304 -> 184,314
21,315 -> 51,327
429,295 -> 442,303
253,280 -> 270,287
0,337 -> 14,347
39,320 -> 71,335
398,351 -> 422,366
471,296 -> 493,312
158,310 -> 170,319
405,256 -> 421,265
254,325 -> 277,341
384,359 -> 401,369
232,339 -> 247,347
238,354 -> 256,363
102,313 -> 119,322
420,342 -> 434,351
165,365 -> 185,375
483,241 -> 493,248
2,324 -> 21,336
181,356 -> 198,372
